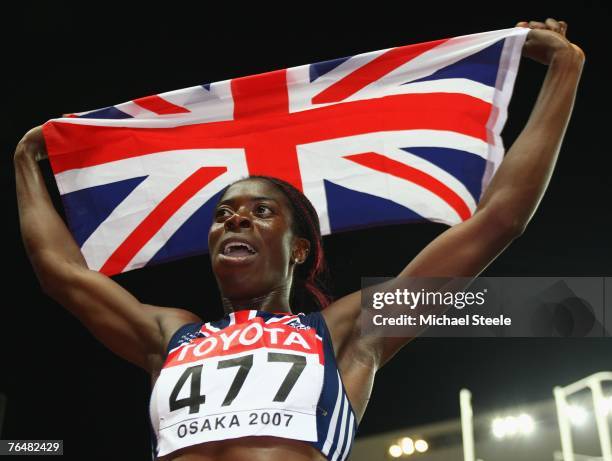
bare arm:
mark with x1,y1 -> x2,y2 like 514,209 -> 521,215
324,19 -> 585,367
15,126 -> 200,372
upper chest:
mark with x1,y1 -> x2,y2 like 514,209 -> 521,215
152,310 -> 375,423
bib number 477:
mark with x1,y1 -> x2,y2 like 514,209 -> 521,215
169,352 -> 306,414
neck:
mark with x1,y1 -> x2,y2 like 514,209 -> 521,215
221,285 -> 292,315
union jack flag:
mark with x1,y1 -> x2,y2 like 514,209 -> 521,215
42,27 -> 528,275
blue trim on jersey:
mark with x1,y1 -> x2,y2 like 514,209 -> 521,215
300,311 -> 357,461
155,310 -> 357,461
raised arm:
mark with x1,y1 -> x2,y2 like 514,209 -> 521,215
15,126 -> 200,372
324,19 -> 585,367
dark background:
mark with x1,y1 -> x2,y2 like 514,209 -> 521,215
4,2 -> 611,459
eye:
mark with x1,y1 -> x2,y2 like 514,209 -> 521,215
255,204 -> 273,217
215,207 -> 232,221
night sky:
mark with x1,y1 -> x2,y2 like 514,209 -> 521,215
4,2 -> 611,459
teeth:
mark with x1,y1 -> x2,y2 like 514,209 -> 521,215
223,242 -> 255,255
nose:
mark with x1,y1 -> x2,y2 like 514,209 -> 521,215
224,211 -> 252,231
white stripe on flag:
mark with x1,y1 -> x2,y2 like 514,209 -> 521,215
350,78 -> 495,104
481,28 -> 528,190
156,85 -> 222,114
113,100 -> 159,118
50,80 -> 235,128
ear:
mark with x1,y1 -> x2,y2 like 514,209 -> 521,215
292,237 -> 311,265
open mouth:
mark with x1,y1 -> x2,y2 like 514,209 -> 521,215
220,241 -> 258,261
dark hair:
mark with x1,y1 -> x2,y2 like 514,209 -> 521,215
216,175 -> 331,313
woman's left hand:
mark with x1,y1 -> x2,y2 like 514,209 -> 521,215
516,18 -> 585,65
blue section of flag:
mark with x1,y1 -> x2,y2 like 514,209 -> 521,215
61,176 -> 148,246
79,106 -> 133,119
202,84 -> 211,91
402,147 -> 486,202
324,180 -> 423,232
407,39 -> 504,87
147,189 -> 225,267
309,56 -> 351,83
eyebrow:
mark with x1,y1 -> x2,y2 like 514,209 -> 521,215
217,196 -> 280,207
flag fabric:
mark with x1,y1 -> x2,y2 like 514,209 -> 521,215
42,27 -> 529,276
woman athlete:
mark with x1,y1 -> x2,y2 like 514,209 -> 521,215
15,19 -> 584,461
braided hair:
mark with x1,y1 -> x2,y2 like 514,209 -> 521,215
216,175 -> 331,313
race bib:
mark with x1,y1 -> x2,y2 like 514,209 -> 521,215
150,316 -> 325,456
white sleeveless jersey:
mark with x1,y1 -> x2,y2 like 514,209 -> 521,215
149,309 -> 357,460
